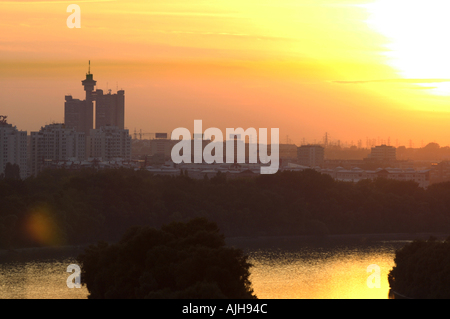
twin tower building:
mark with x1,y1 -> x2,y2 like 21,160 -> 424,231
63,65 -> 131,161
29,65 -> 131,176
65,66 -> 125,135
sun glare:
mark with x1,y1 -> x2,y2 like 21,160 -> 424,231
363,0 -> 450,95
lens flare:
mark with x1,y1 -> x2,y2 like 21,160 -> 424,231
24,208 -> 65,247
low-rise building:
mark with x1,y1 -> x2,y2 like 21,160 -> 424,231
367,145 -> 396,161
283,164 -> 430,188
297,144 -> 324,167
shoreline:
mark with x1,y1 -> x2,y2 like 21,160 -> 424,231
0,244 -> 90,263
1,232 -> 448,262
226,231 -> 450,242
225,232 -> 450,250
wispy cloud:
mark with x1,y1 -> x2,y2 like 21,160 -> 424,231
332,79 -> 450,84
0,0 -> 114,3
109,11 -> 235,17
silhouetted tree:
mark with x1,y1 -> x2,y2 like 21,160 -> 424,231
77,218 -> 256,299
388,237 -> 450,298
4,163 -> 20,180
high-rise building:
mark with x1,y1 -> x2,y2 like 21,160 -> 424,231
0,116 -> 28,179
30,124 -> 85,176
87,125 -> 131,161
297,144 -> 324,167
64,62 -> 125,135
64,95 -> 89,135
94,89 -> 125,130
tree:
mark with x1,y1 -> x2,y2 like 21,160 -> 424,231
388,237 -> 450,298
77,217 -> 256,299
424,142 -> 440,150
4,163 -> 20,180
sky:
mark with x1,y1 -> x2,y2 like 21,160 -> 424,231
2,0 -> 450,147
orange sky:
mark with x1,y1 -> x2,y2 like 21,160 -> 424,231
2,0 -> 450,147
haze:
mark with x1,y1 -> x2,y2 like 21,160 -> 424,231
1,0 -> 450,146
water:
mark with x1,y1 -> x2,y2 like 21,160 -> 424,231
242,239 -> 410,299
0,257 -> 88,299
0,237 -> 416,299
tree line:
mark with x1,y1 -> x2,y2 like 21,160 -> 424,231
1,167 -> 450,249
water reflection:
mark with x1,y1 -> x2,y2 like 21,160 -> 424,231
229,237 -> 412,299
0,238 -> 412,299
0,258 -> 88,299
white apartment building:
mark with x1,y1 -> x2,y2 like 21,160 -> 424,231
283,164 -> 430,188
0,118 -> 28,179
319,167 -> 430,188
30,123 -> 85,176
87,125 -> 131,161
368,145 -> 396,161
297,144 -> 325,167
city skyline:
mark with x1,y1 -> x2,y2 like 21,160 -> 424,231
3,1 -> 450,301
3,1 -> 450,146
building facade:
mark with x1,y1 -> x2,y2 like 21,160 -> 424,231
94,89 -> 125,130
297,145 -> 325,167
64,66 -> 125,135
430,161 -> 450,185
284,164 -> 431,188
87,125 -> 131,161
30,124 -> 85,176
367,145 -> 396,161
64,96 -> 90,136
0,117 -> 28,179
321,167 -> 430,188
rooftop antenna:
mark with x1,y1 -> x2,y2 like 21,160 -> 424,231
88,60 -> 91,75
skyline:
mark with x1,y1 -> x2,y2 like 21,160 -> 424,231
3,1 -> 450,146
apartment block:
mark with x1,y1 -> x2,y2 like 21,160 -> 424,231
87,125 -> 131,161
30,124 -> 85,176
0,117 -> 28,179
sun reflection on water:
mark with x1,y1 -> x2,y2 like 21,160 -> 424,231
0,240 -> 407,299
246,242 -> 401,299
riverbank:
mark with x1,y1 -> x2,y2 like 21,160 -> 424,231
225,232 -> 450,248
0,244 -> 90,263
1,232 -> 448,263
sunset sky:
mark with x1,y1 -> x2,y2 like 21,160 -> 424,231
2,0 -> 450,147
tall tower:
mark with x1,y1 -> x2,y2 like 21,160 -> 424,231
82,61 -> 97,94
81,61 -> 96,135
65,62 -> 125,140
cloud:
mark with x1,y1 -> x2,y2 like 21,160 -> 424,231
332,79 -> 450,84
0,0 -> 114,3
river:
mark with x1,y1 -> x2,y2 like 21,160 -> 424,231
0,235 -> 437,299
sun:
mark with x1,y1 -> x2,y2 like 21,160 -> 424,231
363,0 -> 450,95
